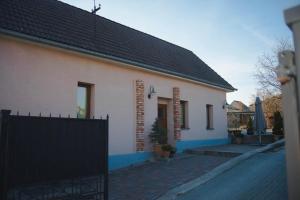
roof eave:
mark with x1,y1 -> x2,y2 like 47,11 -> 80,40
0,28 -> 236,92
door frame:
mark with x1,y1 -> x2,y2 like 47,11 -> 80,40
157,97 -> 175,146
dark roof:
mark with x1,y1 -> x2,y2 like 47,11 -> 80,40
230,101 -> 250,112
0,0 -> 235,91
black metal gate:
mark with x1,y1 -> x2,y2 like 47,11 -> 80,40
0,110 -> 109,200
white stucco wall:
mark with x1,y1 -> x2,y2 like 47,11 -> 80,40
0,35 -> 228,155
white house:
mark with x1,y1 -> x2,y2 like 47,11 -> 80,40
0,0 -> 235,170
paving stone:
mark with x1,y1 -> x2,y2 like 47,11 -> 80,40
109,154 -> 230,200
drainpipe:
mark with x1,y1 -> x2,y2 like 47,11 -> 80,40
277,5 -> 300,200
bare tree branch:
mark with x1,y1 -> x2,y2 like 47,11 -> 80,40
254,38 -> 294,96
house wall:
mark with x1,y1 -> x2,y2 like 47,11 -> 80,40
0,36 -> 229,170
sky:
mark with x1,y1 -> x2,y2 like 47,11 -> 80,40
61,0 -> 299,105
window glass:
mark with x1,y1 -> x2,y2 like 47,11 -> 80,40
206,104 -> 213,129
180,101 -> 187,129
77,84 -> 90,118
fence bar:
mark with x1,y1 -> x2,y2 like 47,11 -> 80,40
0,110 -> 11,200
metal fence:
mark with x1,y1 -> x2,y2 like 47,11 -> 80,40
0,110 -> 109,200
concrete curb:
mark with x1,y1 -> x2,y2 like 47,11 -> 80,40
156,139 -> 285,200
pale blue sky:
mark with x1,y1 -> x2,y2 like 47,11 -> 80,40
61,0 -> 299,105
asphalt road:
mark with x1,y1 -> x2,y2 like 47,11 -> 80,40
176,148 -> 287,200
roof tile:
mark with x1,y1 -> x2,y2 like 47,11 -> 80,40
0,0 -> 235,90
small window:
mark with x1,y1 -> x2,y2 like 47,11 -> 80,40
180,101 -> 188,129
206,104 -> 213,129
77,83 -> 91,118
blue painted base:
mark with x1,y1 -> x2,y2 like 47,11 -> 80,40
109,138 -> 229,171
176,138 -> 229,153
109,152 -> 152,171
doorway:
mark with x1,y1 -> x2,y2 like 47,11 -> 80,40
158,104 -> 168,130
157,98 -> 175,146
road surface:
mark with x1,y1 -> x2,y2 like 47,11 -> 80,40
177,148 -> 287,200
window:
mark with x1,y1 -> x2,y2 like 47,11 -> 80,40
206,104 -> 213,129
77,83 -> 91,118
180,101 -> 188,129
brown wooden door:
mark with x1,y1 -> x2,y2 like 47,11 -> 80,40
158,104 -> 167,130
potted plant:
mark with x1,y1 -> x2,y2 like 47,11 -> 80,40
149,118 -> 168,155
272,111 -> 284,141
247,118 -> 254,135
169,146 -> 177,158
161,144 -> 176,158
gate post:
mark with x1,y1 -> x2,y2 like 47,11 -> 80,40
0,110 -> 11,200
104,115 -> 109,200
280,5 -> 300,199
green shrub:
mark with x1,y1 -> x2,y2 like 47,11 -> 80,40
247,118 -> 254,135
273,111 -> 283,135
149,118 -> 168,144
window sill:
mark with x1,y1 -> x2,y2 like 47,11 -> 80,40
206,128 -> 214,130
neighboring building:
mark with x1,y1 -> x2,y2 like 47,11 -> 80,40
249,95 -> 282,129
230,101 -> 250,113
249,103 -> 255,112
227,101 -> 254,129
0,0 -> 235,170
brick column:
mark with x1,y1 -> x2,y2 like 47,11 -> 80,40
136,80 -> 145,152
173,87 -> 181,140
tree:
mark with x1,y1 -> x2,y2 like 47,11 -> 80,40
252,39 -> 292,128
254,38 -> 293,96
149,118 -> 167,144
272,111 -> 283,135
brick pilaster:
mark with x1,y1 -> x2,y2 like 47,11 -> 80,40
136,80 -> 145,152
173,87 -> 181,140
